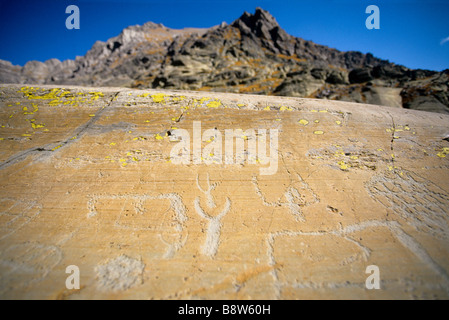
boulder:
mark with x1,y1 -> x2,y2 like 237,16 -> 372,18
349,68 -> 373,84
0,84 -> 448,299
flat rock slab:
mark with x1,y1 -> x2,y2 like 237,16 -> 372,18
0,84 -> 448,299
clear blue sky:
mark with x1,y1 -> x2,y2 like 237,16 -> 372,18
0,0 -> 448,71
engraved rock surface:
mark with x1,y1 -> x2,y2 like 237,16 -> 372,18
0,83 -> 448,299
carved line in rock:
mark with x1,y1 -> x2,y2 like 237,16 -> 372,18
266,220 -> 449,297
0,198 -> 42,242
87,192 -> 187,259
194,173 -> 231,258
0,92 -> 119,170
194,197 -> 231,258
196,173 -> 218,209
252,173 -> 319,222
366,170 -> 449,240
0,241 -> 63,297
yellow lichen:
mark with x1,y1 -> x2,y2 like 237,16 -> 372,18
337,161 -> 348,170
151,93 -> 166,103
298,119 -> 309,126
436,147 -> 449,158
34,124 -> 44,129
313,130 -> 324,135
206,100 -> 221,108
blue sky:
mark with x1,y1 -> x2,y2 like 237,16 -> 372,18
0,0 -> 448,71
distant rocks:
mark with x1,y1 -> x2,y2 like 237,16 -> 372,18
401,71 -> 449,113
0,60 -> 22,83
0,8 -> 448,114
349,68 -> 374,84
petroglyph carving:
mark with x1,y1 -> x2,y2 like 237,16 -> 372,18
87,192 -> 187,258
267,220 -> 449,296
196,173 -> 218,209
366,170 -> 449,240
159,233 -> 188,259
194,174 -> 231,257
252,174 -> 319,222
0,199 -> 41,241
194,197 -> 231,258
0,242 -> 63,297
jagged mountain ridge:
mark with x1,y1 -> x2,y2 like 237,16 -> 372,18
1,8 -> 448,113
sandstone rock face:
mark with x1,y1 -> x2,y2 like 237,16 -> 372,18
1,8 -> 448,114
0,84 -> 449,299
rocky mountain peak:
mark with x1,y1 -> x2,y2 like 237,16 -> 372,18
235,8 -> 278,30
232,7 -> 282,39
142,21 -> 166,30
0,8 -> 447,114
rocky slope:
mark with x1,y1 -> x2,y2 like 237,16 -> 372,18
1,8 -> 448,113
